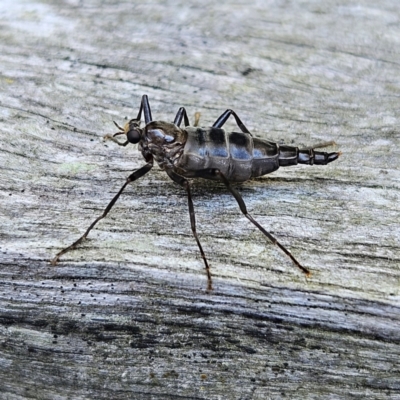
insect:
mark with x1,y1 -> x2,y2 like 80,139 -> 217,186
52,95 -> 340,290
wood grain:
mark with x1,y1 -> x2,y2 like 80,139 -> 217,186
0,0 -> 399,398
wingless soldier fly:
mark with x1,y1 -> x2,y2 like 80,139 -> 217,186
52,95 -> 340,290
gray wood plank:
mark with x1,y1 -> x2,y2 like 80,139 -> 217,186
0,1 -> 399,399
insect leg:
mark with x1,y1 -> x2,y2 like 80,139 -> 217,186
174,107 -> 201,127
51,160 -> 153,266
135,94 -> 153,124
166,170 -> 213,291
216,171 -> 310,276
190,168 -> 311,277
173,107 -> 190,127
212,109 -> 251,134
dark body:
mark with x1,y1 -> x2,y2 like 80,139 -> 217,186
140,121 -> 338,183
181,126 -> 281,181
179,126 -> 337,182
52,95 -> 340,290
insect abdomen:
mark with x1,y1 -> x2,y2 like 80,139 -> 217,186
180,127 -> 280,182
179,127 -> 339,182
279,145 -> 340,167
251,137 -> 280,178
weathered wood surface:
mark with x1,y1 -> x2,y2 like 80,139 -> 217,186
0,0 -> 399,398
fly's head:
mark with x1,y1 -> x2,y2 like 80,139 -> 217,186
142,121 -> 187,169
124,119 -> 143,144
104,119 -> 143,147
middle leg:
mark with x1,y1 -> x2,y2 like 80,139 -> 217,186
173,107 -> 191,127
167,170 -> 213,291
212,109 -> 251,134
174,107 -> 201,127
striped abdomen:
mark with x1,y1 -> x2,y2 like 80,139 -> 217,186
178,127 -> 338,182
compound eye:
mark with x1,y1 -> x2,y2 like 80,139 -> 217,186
127,128 -> 141,144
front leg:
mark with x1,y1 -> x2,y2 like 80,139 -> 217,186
51,160 -> 154,266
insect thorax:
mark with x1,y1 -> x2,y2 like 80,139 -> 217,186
140,121 -> 187,171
